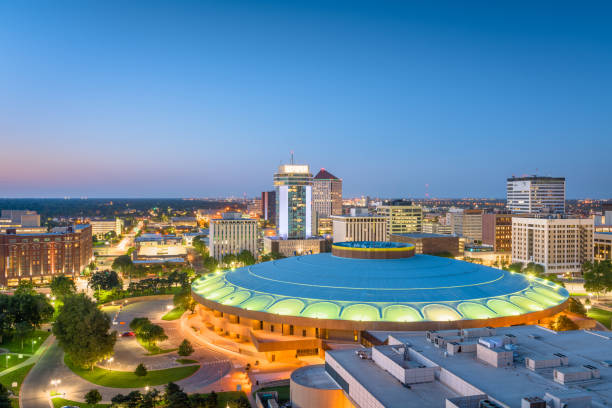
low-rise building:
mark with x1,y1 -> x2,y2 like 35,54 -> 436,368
331,214 -> 386,243
263,236 -> 326,257
170,216 -> 198,227
90,218 -> 123,238
390,233 -> 460,256
291,326 -> 612,408
0,224 -> 93,287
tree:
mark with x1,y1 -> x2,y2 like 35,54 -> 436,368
53,294 -> 117,369
165,382 -> 190,408
50,276 -> 76,300
174,288 -> 195,313
202,256 -> 218,272
221,253 -> 237,268
237,250 -> 256,266
88,270 -> 122,292
138,323 -> 168,348
112,255 -> 134,283
178,339 -> 194,357
553,315 -> 579,331
567,297 -> 587,316
130,317 -> 151,332
508,262 -> 524,273
0,383 -> 10,408
14,280 -> 36,296
14,321 -> 33,350
134,363 -> 148,377
582,260 -> 612,298
84,389 -> 102,405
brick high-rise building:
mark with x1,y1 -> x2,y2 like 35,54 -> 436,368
0,224 -> 93,287
482,213 -> 517,252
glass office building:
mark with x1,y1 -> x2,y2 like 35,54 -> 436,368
274,164 -> 313,239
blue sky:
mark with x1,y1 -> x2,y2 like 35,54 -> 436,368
0,1 -> 610,198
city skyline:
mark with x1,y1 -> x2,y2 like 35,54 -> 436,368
1,1 -> 611,198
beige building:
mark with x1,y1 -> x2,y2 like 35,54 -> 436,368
512,217 -> 594,275
209,213 -> 258,261
263,236 -> 325,257
377,200 -> 423,237
594,232 -> 612,261
90,218 -> 123,238
462,209 -> 483,242
422,221 -> 452,235
331,215 -> 386,243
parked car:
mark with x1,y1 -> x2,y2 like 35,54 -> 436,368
121,331 -> 135,337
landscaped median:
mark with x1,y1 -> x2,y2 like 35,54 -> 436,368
162,306 -> 186,321
64,355 -> 200,388
588,307 -> 612,329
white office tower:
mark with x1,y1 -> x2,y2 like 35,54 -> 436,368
507,176 -> 565,214
274,163 -> 313,239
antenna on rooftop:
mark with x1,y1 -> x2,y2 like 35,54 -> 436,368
290,151 -> 294,164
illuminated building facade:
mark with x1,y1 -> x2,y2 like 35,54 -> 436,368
274,164 -> 313,239
209,213 -> 258,261
377,200 -> 423,237
507,176 -> 566,214
594,232 -> 612,261
512,217 -> 594,275
0,224 -> 93,287
192,241 -> 568,362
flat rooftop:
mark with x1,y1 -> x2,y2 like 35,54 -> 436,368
328,348 -> 458,408
386,326 -> 612,407
392,233 -> 456,238
290,364 -> 341,390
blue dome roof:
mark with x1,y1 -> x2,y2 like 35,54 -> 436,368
192,254 -> 568,322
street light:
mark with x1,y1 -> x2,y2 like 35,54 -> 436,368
108,357 -> 114,370
5,354 -> 10,368
32,339 -> 37,352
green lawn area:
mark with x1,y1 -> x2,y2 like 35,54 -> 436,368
217,391 -> 250,407
588,307 -> 612,329
136,337 -> 177,356
0,330 -> 50,354
162,306 -> 186,320
176,358 -> 198,364
0,353 -> 29,370
0,363 -> 35,395
569,292 -> 587,296
65,355 -> 199,388
52,397 -> 110,408
255,386 -> 290,403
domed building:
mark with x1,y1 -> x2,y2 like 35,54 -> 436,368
191,242 -> 568,362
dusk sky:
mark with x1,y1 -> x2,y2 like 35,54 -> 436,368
1,1 -> 610,199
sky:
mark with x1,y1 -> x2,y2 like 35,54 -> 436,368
0,1 -> 611,199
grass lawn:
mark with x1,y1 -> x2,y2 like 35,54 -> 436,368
569,292 -> 587,296
136,337 -> 178,355
0,353 -> 29,370
162,306 -> 186,321
588,307 -> 612,329
52,397 -> 110,408
255,385 -> 290,403
0,330 -> 50,354
217,391 -> 250,407
176,358 -> 198,364
0,363 -> 35,395
65,355 -> 199,388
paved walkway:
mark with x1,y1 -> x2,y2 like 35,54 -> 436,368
20,299 -> 233,407
0,333 -> 54,378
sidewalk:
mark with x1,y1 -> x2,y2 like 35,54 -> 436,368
0,334 -> 54,377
